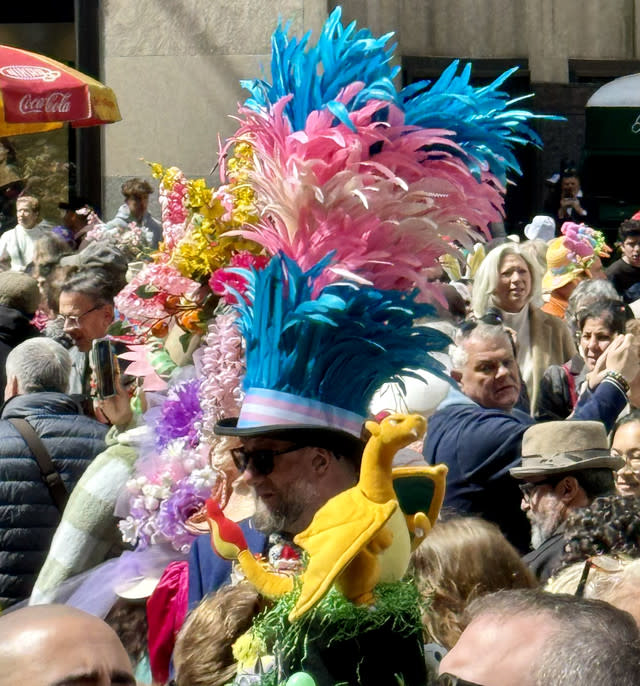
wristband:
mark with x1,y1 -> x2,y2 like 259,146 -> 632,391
604,370 -> 630,395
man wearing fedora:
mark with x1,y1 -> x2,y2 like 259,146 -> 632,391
510,420 -> 623,582
424,320 -> 638,553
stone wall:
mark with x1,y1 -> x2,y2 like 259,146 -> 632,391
101,0 -> 640,227
101,0 -> 326,218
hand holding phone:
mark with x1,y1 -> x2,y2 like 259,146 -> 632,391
91,338 -> 117,399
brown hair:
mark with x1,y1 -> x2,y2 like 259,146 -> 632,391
121,178 -> 153,198
409,516 -> 537,648
173,583 -> 263,686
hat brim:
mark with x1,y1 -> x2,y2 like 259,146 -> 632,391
510,453 -> 624,479
542,269 -> 583,292
215,417 -> 364,460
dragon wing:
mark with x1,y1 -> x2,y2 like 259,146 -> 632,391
292,486 -> 396,620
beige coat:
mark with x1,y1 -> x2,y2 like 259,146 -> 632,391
528,306 -> 577,415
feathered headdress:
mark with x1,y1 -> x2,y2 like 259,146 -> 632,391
215,7 -> 556,448
215,253 -> 449,454
221,7 -> 554,301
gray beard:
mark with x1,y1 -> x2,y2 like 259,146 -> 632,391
252,485 -> 311,535
530,511 -> 563,550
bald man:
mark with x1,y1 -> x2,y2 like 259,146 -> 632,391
0,605 -> 134,686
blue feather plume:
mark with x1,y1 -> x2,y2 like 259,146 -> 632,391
241,9 -> 561,185
240,6 -> 399,131
400,60 -> 564,184
224,253 -> 450,418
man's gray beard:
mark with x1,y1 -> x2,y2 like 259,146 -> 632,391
529,511 -> 563,550
252,484 -> 312,535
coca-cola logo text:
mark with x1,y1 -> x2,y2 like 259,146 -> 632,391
19,91 -> 72,115
0,65 -> 60,82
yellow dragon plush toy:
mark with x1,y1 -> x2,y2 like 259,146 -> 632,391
206,412 -> 447,622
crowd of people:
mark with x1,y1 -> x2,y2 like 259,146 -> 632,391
4,8 -> 640,686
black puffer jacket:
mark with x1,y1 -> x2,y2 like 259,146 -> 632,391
0,392 -> 107,607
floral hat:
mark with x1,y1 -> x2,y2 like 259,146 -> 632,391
542,222 -> 610,292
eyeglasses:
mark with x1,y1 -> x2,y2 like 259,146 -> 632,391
575,555 -> 625,598
436,674 -> 486,686
231,444 -> 304,476
56,304 -> 103,328
518,478 -> 560,503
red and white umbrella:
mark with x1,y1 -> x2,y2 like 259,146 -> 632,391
0,44 -> 121,136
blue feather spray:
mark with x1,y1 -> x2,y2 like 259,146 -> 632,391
224,253 -> 451,418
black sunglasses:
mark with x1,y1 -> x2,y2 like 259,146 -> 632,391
458,310 -> 504,335
231,444 -> 304,476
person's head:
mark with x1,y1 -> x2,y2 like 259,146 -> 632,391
618,219 -> 640,268
0,604 -> 134,686
560,171 -> 581,198
565,278 -> 621,337
409,516 -> 537,649
5,338 -> 71,399
0,137 -> 17,166
575,298 -> 627,371
16,195 -> 40,230
0,271 -> 41,317
560,494 -> 640,567
613,411 -> 640,497
60,243 -> 128,295
511,421 -> 620,550
471,243 -> 541,316
234,433 -> 359,535
121,178 -> 153,221
58,271 -> 115,352
439,589 -> 640,686
32,234 -> 73,289
173,583 -> 262,686
450,321 -> 520,411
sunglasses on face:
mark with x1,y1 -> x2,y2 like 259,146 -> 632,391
231,444 -> 304,476
518,478 -> 561,503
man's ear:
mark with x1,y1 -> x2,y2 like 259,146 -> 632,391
556,475 -> 581,504
451,369 -> 462,383
4,376 -> 18,401
311,449 -> 332,476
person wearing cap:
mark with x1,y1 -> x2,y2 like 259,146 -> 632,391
510,421 -> 623,582
424,320 -> 639,553
0,195 -> 52,272
54,195 -> 95,249
106,178 -> 162,250
0,338 -> 107,606
0,271 -> 41,392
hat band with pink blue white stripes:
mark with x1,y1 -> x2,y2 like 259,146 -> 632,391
237,388 -> 365,438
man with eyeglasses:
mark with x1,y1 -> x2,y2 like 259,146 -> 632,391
424,320 -> 638,553
57,268 -> 122,409
510,420 -> 622,582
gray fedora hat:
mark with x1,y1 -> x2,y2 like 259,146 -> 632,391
510,420 -> 624,479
